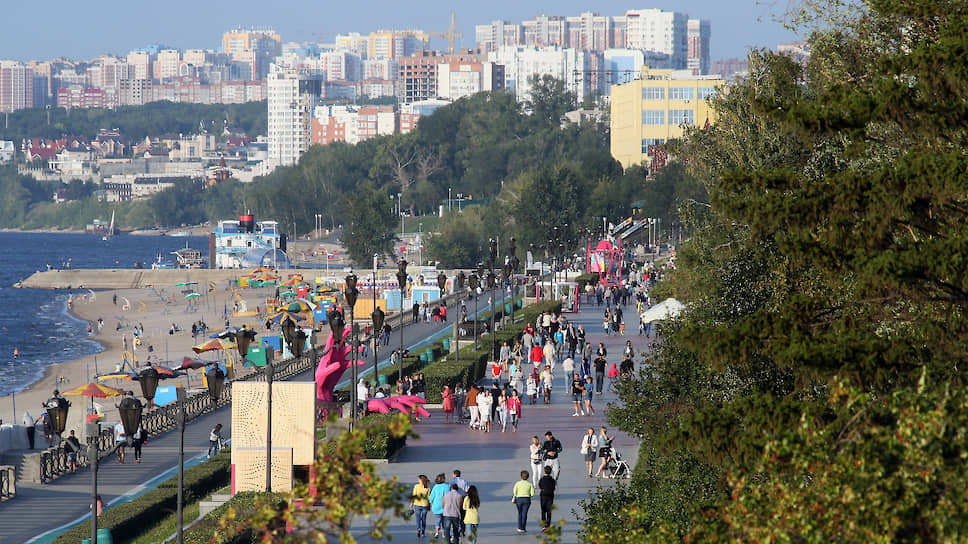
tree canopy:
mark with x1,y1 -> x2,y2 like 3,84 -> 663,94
581,1 -> 968,541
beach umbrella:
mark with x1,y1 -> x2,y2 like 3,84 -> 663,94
132,364 -> 183,379
177,357 -> 209,370
95,372 -> 133,383
185,292 -> 201,299
62,382 -> 126,399
193,338 -> 233,353
266,310 -> 306,326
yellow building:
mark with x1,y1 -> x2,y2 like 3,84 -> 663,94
366,30 -> 430,60
610,67 -> 725,169
222,29 -> 282,58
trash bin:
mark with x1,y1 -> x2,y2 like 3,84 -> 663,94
378,374 -> 388,386
505,303 -> 512,315
82,529 -> 113,544
424,349 -> 434,365
442,338 -> 451,352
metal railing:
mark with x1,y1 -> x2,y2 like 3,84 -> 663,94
35,292 -> 467,485
0,465 -> 14,500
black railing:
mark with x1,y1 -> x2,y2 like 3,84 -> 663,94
36,290 -> 467,485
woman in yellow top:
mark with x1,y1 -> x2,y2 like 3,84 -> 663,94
410,474 -> 431,538
463,485 -> 481,541
511,470 -> 535,533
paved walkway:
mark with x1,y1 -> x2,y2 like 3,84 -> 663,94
354,296 -> 646,543
0,300 -> 485,544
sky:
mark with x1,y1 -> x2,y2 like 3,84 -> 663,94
0,0 -> 800,62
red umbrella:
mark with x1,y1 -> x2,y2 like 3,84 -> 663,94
177,357 -> 209,370
62,382 -> 126,399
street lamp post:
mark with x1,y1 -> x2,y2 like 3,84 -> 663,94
455,271 -> 465,364
88,419 -> 100,544
343,273 -> 359,427
396,258 -> 408,382
469,272 -> 479,350
487,270 -> 496,360
44,392 -> 69,446
369,305 -> 384,422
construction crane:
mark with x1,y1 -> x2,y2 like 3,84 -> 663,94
437,12 -> 463,54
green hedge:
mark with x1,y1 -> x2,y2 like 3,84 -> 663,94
183,491 -> 282,544
359,413 -> 408,459
54,452 -> 233,544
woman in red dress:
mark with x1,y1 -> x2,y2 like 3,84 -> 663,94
442,385 -> 455,423
491,360 -> 504,380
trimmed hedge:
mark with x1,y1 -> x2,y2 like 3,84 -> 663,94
359,413 -> 408,459
53,452 -> 233,544
183,491 -> 282,544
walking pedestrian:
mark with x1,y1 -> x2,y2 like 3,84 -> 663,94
594,353 -> 607,394
583,375 -> 596,416
443,484 -> 463,543
477,389 -> 492,433
595,427 -> 614,478
580,427 -> 600,477
542,431 -> 563,480
411,474 -> 430,538
507,389 -> 522,432
113,422 -> 127,463
526,372 -> 538,405
466,385 -> 480,430
429,473 -> 449,538
538,465 -> 557,531
208,424 -> 223,458
511,470 -> 535,533
497,389 -> 508,432
64,430 -> 82,472
450,470 -> 470,536
540,365 -> 554,404
571,373 -> 586,417
132,425 -> 146,464
463,485 -> 480,542
529,436 -> 543,487
442,384 -> 455,423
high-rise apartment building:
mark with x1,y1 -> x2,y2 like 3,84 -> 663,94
474,21 -> 523,53
488,46 -> 589,103
127,51 -> 153,80
687,19 -> 711,75
154,49 -> 182,82
437,61 -> 505,100
367,31 -> 430,60
397,50 -> 482,104
223,29 -> 282,80
334,33 -> 369,57
610,67 -> 725,168
267,65 -> 322,169
522,16 -> 568,48
0,61 -> 34,113
624,9 -> 688,69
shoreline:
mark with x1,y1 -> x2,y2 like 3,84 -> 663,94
0,278 -> 271,434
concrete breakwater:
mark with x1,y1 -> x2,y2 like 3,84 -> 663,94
14,269 -> 311,290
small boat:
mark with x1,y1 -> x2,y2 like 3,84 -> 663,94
172,244 -> 206,269
169,231 -> 191,237
102,211 -> 116,241
151,253 -> 175,269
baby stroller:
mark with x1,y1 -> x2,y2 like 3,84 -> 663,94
601,444 -> 632,479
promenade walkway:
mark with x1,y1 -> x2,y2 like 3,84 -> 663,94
354,297 -> 645,543
0,303 -> 477,544
2,289 -> 646,544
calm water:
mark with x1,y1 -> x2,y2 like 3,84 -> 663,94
0,232 -> 209,396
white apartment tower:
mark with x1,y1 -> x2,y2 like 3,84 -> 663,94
0,61 -> 34,113
267,65 -> 322,169
488,46 -> 589,103
623,9 -> 688,69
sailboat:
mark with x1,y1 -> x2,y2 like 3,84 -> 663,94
102,211 -> 115,241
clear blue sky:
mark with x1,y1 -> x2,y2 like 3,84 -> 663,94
1,1 -> 799,62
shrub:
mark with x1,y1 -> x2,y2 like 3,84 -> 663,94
359,413 -> 408,459
53,452 -> 232,544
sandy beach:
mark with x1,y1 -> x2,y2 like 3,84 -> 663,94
0,279 -> 276,438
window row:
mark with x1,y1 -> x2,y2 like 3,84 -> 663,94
641,110 -> 694,125
642,86 -> 719,101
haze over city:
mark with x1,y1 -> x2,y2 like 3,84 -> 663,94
2,0 -> 798,61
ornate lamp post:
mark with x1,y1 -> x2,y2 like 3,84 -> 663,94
344,272 -> 359,427
437,271 -> 447,301
487,269 -> 497,360
508,237 -> 520,324
395,258 -> 408,381
455,271 -> 465,364
138,366 -> 160,410
44,392 -> 69,445
468,271 -> 479,350
369,305 -> 384,422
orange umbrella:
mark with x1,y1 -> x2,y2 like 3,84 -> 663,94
192,338 -> 234,353
62,382 -> 126,398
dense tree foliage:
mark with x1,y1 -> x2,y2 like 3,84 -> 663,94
581,1 -> 968,541
0,100 -> 267,143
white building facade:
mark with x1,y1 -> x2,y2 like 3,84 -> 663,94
488,46 -> 589,103
267,65 -> 322,169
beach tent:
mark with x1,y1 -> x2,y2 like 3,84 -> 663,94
639,298 -> 684,323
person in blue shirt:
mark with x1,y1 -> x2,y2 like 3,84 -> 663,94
428,473 -> 450,539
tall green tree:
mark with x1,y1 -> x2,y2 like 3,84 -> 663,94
341,182 -> 397,266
